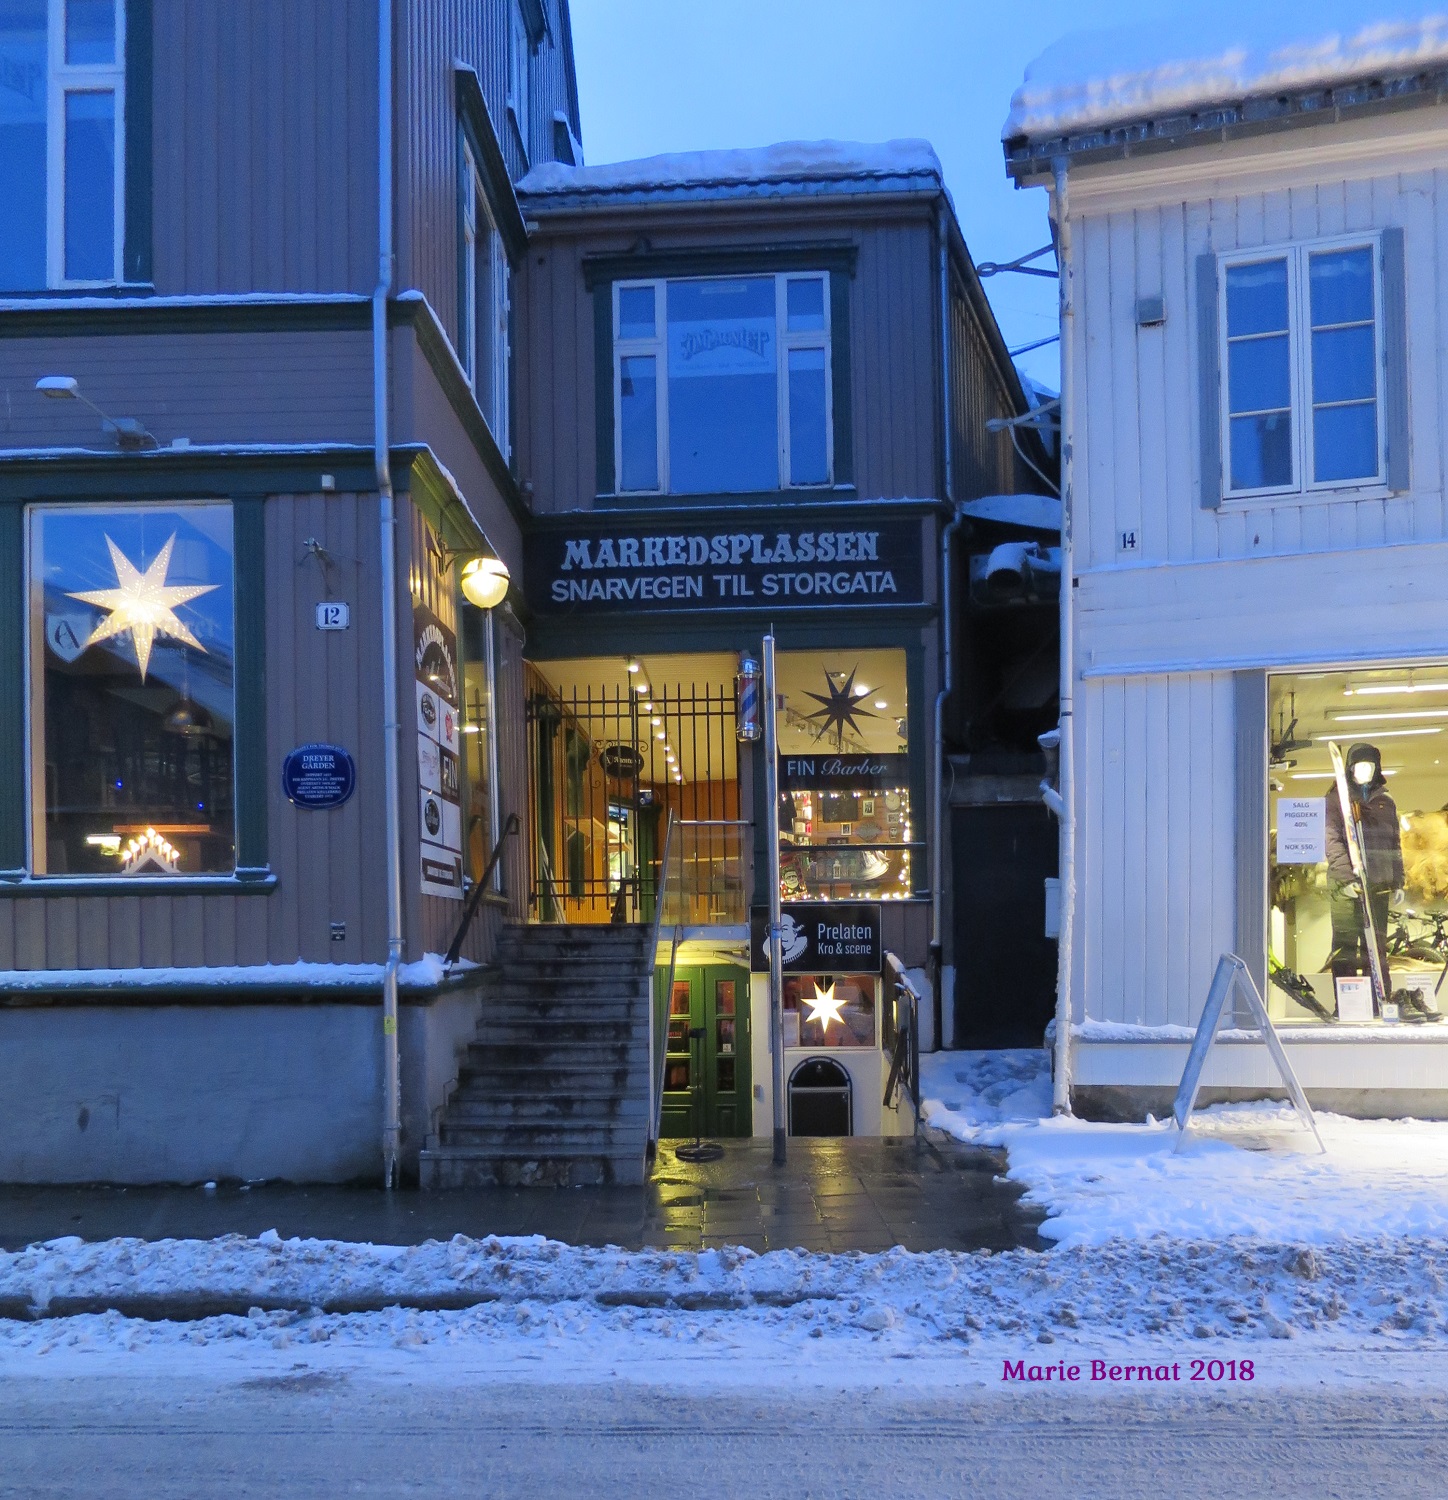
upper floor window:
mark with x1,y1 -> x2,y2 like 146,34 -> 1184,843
614,272 -> 834,495
507,1 -> 529,159
1221,238 -> 1384,498
0,0 -> 125,290
460,138 -> 510,458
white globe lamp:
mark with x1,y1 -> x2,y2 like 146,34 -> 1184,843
460,555 -> 510,610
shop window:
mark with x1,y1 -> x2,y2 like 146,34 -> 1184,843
27,502 -> 235,877
775,648 -> 914,901
613,273 -> 833,495
1268,666 -> 1448,1026
0,0 -> 125,289
1219,238 -> 1385,497
460,133 -> 510,456
783,974 -> 876,1048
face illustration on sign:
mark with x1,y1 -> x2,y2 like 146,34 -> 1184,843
761,913 -> 809,966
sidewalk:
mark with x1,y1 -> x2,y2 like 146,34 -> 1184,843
0,1135 -> 1046,1256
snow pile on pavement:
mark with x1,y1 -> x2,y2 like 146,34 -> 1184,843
1005,3 -> 1448,139
2,1230 -> 1447,1365
922,1049 -> 1448,1248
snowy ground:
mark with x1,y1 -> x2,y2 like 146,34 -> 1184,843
3,1051 -> 1448,1394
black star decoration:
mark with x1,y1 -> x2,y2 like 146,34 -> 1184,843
804,666 -> 876,748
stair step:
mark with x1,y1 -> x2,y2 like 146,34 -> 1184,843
419,1147 -> 647,1189
444,1095 -> 647,1121
438,1120 -> 647,1149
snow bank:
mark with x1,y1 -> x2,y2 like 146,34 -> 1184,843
1006,3 -> 1448,140
922,1049 -> 1448,1247
0,954 -> 475,992
519,140 -> 942,198
3,1229 -> 1447,1366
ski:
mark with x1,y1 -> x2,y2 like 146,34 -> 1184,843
1328,740 -> 1391,1013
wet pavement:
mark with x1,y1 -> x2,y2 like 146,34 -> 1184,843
0,1135 -> 1047,1255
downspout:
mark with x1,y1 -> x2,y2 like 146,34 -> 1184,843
930,198 -> 961,1050
1050,157 -> 1076,1116
375,0 -> 404,1186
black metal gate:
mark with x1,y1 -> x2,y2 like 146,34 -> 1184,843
525,673 -> 739,923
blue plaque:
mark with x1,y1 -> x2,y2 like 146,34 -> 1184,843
282,743 -> 356,809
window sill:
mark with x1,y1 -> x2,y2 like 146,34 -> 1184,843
0,871 -> 277,897
596,484 -> 857,510
0,282 -> 156,301
1220,481 -> 1397,509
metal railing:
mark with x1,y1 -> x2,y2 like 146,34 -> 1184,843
883,949 -> 923,1137
442,812 -> 520,971
646,817 -> 752,1161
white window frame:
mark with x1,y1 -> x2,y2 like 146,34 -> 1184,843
461,141 -> 511,459
612,272 -> 834,496
1218,234 -> 1386,502
44,0 -> 126,287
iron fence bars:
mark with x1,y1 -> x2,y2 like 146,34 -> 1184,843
883,949 -> 923,1137
525,672 -> 740,924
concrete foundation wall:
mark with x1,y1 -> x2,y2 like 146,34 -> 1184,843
0,994 -> 485,1184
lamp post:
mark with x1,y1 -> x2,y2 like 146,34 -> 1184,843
461,555 -> 510,890
763,632 -> 786,1165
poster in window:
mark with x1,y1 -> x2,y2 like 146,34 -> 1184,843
415,603 -> 463,899
1276,797 -> 1326,864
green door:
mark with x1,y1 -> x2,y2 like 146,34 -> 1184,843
658,965 -> 752,1139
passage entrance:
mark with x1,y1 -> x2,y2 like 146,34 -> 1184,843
660,965 -> 752,1139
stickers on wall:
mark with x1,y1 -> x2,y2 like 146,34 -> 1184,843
415,604 -> 463,900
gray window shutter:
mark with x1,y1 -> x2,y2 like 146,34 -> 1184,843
1381,226 -> 1410,493
1196,252 -> 1223,507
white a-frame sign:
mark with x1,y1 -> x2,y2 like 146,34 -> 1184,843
1172,953 -> 1325,1154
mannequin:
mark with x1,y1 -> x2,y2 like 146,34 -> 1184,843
1325,742 -> 1408,1013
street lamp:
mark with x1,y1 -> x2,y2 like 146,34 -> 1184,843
459,554 -> 510,610
36,375 -> 156,448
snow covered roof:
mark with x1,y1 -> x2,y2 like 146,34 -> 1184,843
1005,4 -> 1448,155
518,140 -> 943,210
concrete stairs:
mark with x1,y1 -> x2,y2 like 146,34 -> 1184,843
419,924 -> 654,1188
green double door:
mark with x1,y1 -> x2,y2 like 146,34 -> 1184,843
659,965 -> 752,1139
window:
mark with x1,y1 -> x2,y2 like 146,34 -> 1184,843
460,139 -> 510,457
782,974 -> 877,1048
614,273 -> 834,495
507,1 -> 529,157
0,0 -> 124,289
1221,239 -> 1384,497
775,648 -> 913,902
1268,665 -> 1448,1027
27,503 -> 236,878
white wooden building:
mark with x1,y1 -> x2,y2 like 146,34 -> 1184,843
1006,13 -> 1448,1116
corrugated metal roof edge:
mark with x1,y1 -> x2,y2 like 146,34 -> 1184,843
520,169 -> 944,213
1004,63 -> 1448,182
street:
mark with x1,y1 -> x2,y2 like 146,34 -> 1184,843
4,1366 -> 1447,1499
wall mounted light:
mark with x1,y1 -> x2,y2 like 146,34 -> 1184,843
37,374 -> 157,449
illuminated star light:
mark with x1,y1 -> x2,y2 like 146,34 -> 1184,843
67,534 -> 218,683
803,980 -> 847,1033
803,666 -> 876,748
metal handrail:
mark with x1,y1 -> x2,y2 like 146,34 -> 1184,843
883,949 -> 923,1138
442,813 -> 519,970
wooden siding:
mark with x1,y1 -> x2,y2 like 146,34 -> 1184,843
1073,672 -> 1237,1028
0,330 -> 373,450
398,0 -> 577,340
514,212 -> 942,513
947,264 -> 1028,501
151,0 -> 378,296
1070,148 -> 1448,574
0,492 -> 391,972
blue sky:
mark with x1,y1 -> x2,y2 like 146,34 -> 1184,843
569,0 -> 1168,390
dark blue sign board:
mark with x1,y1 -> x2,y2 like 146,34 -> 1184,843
282,743 -> 356,810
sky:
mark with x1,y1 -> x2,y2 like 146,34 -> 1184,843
567,0 -> 1168,391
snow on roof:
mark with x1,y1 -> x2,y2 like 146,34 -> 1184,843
1005,3 -> 1448,141
518,139 -> 943,206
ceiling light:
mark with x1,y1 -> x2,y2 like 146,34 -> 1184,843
1344,682 -> 1448,696
1332,709 -> 1448,723
1314,728 -> 1442,740
656,731 -> 665,740
627,658 -> 640,673
873,699 -> 887,709
651,716 -> 662,726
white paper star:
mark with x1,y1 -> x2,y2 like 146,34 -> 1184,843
803,980 -> 846,1034
67,533 -> 218,683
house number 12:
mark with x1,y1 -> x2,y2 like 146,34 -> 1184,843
316,602 -> 350,630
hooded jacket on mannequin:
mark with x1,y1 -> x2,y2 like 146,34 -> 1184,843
1325,742 -> 1403,991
